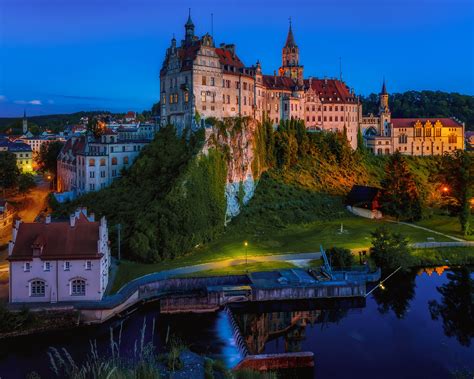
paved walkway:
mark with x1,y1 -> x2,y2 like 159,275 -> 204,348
386,219 -> 466,242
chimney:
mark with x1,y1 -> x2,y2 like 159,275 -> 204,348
70,214 -> 76,228
45,214 -> 51,224
88,212 -> 95,222
8,241 -> 14,256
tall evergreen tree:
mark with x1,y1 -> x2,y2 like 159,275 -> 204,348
380,151 -> 422,221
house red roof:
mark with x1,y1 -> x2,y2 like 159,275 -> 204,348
391,118 -> 463,128
8,216 -> 102,261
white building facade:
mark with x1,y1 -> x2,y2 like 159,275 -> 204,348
8,208 -> 110,303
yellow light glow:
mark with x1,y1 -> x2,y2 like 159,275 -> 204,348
379,283 -> 385,290
244,241 -> 248,247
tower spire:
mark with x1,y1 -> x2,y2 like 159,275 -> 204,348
285,17 -> 297,48
381,77 -> 387,95
184,8 -> 195,43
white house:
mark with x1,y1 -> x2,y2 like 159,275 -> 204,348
8,208 -> 110,303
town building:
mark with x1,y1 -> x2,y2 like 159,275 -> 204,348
345,185 -> 382,219
360,81 -> 465,155
8,208 -> 110,303
0,139 -> 33,173
160,14 -> 360,148
56,126 -> 155,196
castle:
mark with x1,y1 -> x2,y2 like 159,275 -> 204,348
160,13 -> 360,149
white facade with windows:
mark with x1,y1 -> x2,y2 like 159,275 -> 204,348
8,208 -> 110,303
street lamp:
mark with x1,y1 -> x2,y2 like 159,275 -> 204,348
244,241 -> 248,272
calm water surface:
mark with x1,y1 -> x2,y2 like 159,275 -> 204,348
0,267 -> 472,379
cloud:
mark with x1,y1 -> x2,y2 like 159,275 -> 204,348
14,99 -> 42,105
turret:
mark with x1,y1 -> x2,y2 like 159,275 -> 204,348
184,9 -> 195,43
22,109 -> 28,134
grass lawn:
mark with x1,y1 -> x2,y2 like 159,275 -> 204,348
176,261 -> 298,278
414,214 -> 474,241
412,246 -> 474,266
111,214 -> 453,292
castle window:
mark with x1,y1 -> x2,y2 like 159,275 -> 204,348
448,134 -> 457,144
210,77 -> 215,86
399,134 -> 408,144
201,91 -> 206,102
100,158 -> 105,166
425,128 -> 431,137
415,128 -> 422,137
202,76 -> 206,85
184,92 -> 189,102
335,116 -> 338,122
435,128 -> 441,137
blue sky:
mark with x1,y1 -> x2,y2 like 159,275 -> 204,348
0,0 -> 473,117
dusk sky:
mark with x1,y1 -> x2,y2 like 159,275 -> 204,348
1,0 -> 473,117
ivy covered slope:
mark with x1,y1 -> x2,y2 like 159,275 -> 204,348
52,125 -> 228,263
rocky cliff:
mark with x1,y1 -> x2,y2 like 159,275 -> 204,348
203,118 -> 264,221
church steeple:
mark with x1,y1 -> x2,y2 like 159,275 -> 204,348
184,8 -> 195,43
22,109 -> 28,134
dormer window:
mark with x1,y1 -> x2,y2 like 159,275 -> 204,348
64,261 -> 70,271
23,262 -> 31,272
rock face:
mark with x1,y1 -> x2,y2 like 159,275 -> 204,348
203,118 -> 261,220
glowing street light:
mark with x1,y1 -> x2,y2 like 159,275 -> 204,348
244,241 -> 248,272
442,186 -> 449,193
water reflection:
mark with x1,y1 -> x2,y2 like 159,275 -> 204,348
429,267 -> 474,347
372,270 -> 417,319
230,298 -> 364,355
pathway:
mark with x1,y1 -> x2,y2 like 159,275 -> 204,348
386,219 -> 466,242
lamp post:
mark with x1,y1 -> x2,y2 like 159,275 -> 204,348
244,241 -> 248,272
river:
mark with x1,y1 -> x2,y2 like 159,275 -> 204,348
0,266 -> 472,379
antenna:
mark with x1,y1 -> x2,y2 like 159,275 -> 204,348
211,13 -> 214,38
339,57 -> 343,81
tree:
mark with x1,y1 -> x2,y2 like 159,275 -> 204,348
326,247 -> 353,268
380,151 -> 422,221
439,151 -> 473,236
0,151 -> 20,191
356,125 -> 365,153
18,173 -> 36,195
370,226 -> 413,271
87,117 -> 105,138
37,141 -> 64,177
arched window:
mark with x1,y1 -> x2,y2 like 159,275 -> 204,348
111,157 -> 117,165
399,134 -> 408,144
71,279 -> 86,296
100,158 -> 106,166
30,280 -> 45,297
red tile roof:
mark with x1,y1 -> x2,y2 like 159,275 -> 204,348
305,78 -> 356,103
215,48 -> 244,69
9,216 -> 102,261
262,75 -> 296,91
391,118 -> 463,128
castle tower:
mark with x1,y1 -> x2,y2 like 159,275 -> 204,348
22,109 -> 28,134
279,19 -> 304,83
184,9 -> 195,44
379,78 -> 389,114
379,79 -> 391,136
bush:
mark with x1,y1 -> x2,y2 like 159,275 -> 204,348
326,247 -> 353,268
370,226 -> 413,271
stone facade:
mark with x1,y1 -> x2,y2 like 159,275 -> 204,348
160,14 -> 360,149
361,81 -> 465,155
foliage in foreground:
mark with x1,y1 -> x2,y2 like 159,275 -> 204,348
0,302 -> 35,333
